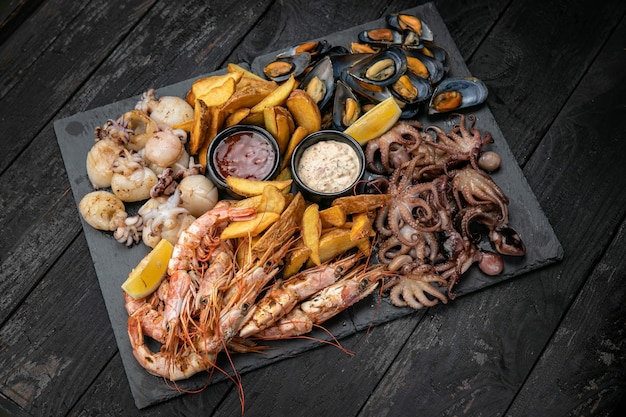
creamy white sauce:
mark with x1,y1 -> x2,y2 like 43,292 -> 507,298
297,140 -> 361,193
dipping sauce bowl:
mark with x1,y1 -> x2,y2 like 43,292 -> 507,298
291,130 -> 365,204
205,125 -> 280,196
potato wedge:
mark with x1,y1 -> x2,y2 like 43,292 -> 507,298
189,99 -> 212,155
232,194 -> 263,209
252,192 -> 305,254
239,111 -> 265,126
283,244 -> 312,278
302,203 -> 322,265
224,107 -> 251,127
311,228 -> 369,265
285,89 -> 322,133
196,77 -> 237,108
226,176 -> 292,197
263,106 -> 278,139
227,63 -> 265,81
187,72 -> 243,105
220,212 -> 280,240
198,106 -> 226,167
280,126 -> 308,171
319,205 -> 347,228
258,185 -> 287,214
172,119 -> 194,133
350,211 -> 374,241
221,86 -> 275,114
331,194 -> 390,214
274,107 -> 294,156
250,74 -> 297,113
236,76 -> 278,92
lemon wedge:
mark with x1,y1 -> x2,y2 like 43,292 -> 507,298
121,239 -> 174,299
343,96 -> 402,145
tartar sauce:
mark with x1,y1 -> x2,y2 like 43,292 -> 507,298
297,140 -> 361,193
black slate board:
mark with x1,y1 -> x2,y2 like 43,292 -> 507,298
53,2 -> 562,409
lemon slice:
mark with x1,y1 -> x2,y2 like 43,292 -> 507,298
121,239 -> 174,299
343,96 -> 402,145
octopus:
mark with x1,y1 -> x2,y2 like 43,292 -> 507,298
367,115 -> 526,309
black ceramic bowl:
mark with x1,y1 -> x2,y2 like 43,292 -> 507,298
205,125 -> 280,197
290,130 -> 366,204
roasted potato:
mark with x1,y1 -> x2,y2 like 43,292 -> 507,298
220,212 -> 280,240
186,72 -> 243,105
280,126 -> 308,171
302,203 -> 322,265
285,89 -> 322,134
331,194 -> 389,214
258,185 -> 287,214
319,205 -> 347,228
283,244 -> 313,278
252,192 -> 305,254
226,176 -> 292,197
250,74 -> 296,113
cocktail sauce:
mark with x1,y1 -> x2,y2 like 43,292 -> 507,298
213,131 -> 276,180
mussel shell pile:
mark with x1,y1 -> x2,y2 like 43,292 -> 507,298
261,12 -> 488,125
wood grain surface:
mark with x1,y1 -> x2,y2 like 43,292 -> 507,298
0,0 -> 625,415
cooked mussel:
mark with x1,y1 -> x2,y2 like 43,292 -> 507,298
332,80 -> 362,130
299,56 -> 335,110
346,46 -> 407,86
358,28 -> 403,47
404,49 -> 446,84
276,40 -> 332,60
263,52 -> 311,82
390,72 -> 432,105
428,76 -> 488,114
386,13 -> 434,43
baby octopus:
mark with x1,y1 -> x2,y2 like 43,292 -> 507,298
367,115 -> 526,309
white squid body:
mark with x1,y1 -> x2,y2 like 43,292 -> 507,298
143,128 -> 189,175
110,149 -> 158,203
78,191 -> 127,231
139,189 -> 195,248
177,175 -> 219,217
136,89 -> 193,127
86,139 -> 125,189
122,109 -> 157,152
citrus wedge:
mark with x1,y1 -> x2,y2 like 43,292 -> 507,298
121,239 -> 173,299
343,96 -> 402,145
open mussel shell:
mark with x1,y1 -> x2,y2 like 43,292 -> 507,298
332,80 -> 362,130
358,28 -> 403,47
404,49 -> 446,84
341,68 -> 393,104
386,13 -> 434,43
428,76 -> 488,114
299,56 -> 335,110
346,46 -> 407,87
390,72 -> 432,105
421,42 -> 449,69
263,52 -> 312,82
330,52 -> 371,80
276,40 -> 332,60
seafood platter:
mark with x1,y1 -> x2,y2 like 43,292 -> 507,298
54,2 -> 562,409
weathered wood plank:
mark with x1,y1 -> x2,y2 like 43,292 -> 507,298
0,0 -> 45,46
0,235 -> 116,415
358,0 -> 626,415
506,15 -> 626,416
0,0 -> 157,173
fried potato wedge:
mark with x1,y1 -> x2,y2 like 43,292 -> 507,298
220,86 -> 275,114
227,63 -> 265,81
226,176 -> 293,197
311,228 -> 369,265
187,72 -> 243,105
319,205 -> 347,228
172,119 -> 194,133
280,126 -> 308,171
258,185 -> 287,214
189,99 -> 212,155
196,77 -> 237,108
250,74 -> 297,113
232,194 -> 263,209
220,212 -> 280,240
331,194 -> 390,214
198,106 -> 226,167
350,211 -> 374,241
224,107 -> 251,127
283,244 -> 312,278
302,203 -> 322,265
239,111 -> 265,126
252,192 -> 305,254
286,89 -> 322,133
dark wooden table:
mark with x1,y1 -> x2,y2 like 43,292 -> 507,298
1,0 -> 625,416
